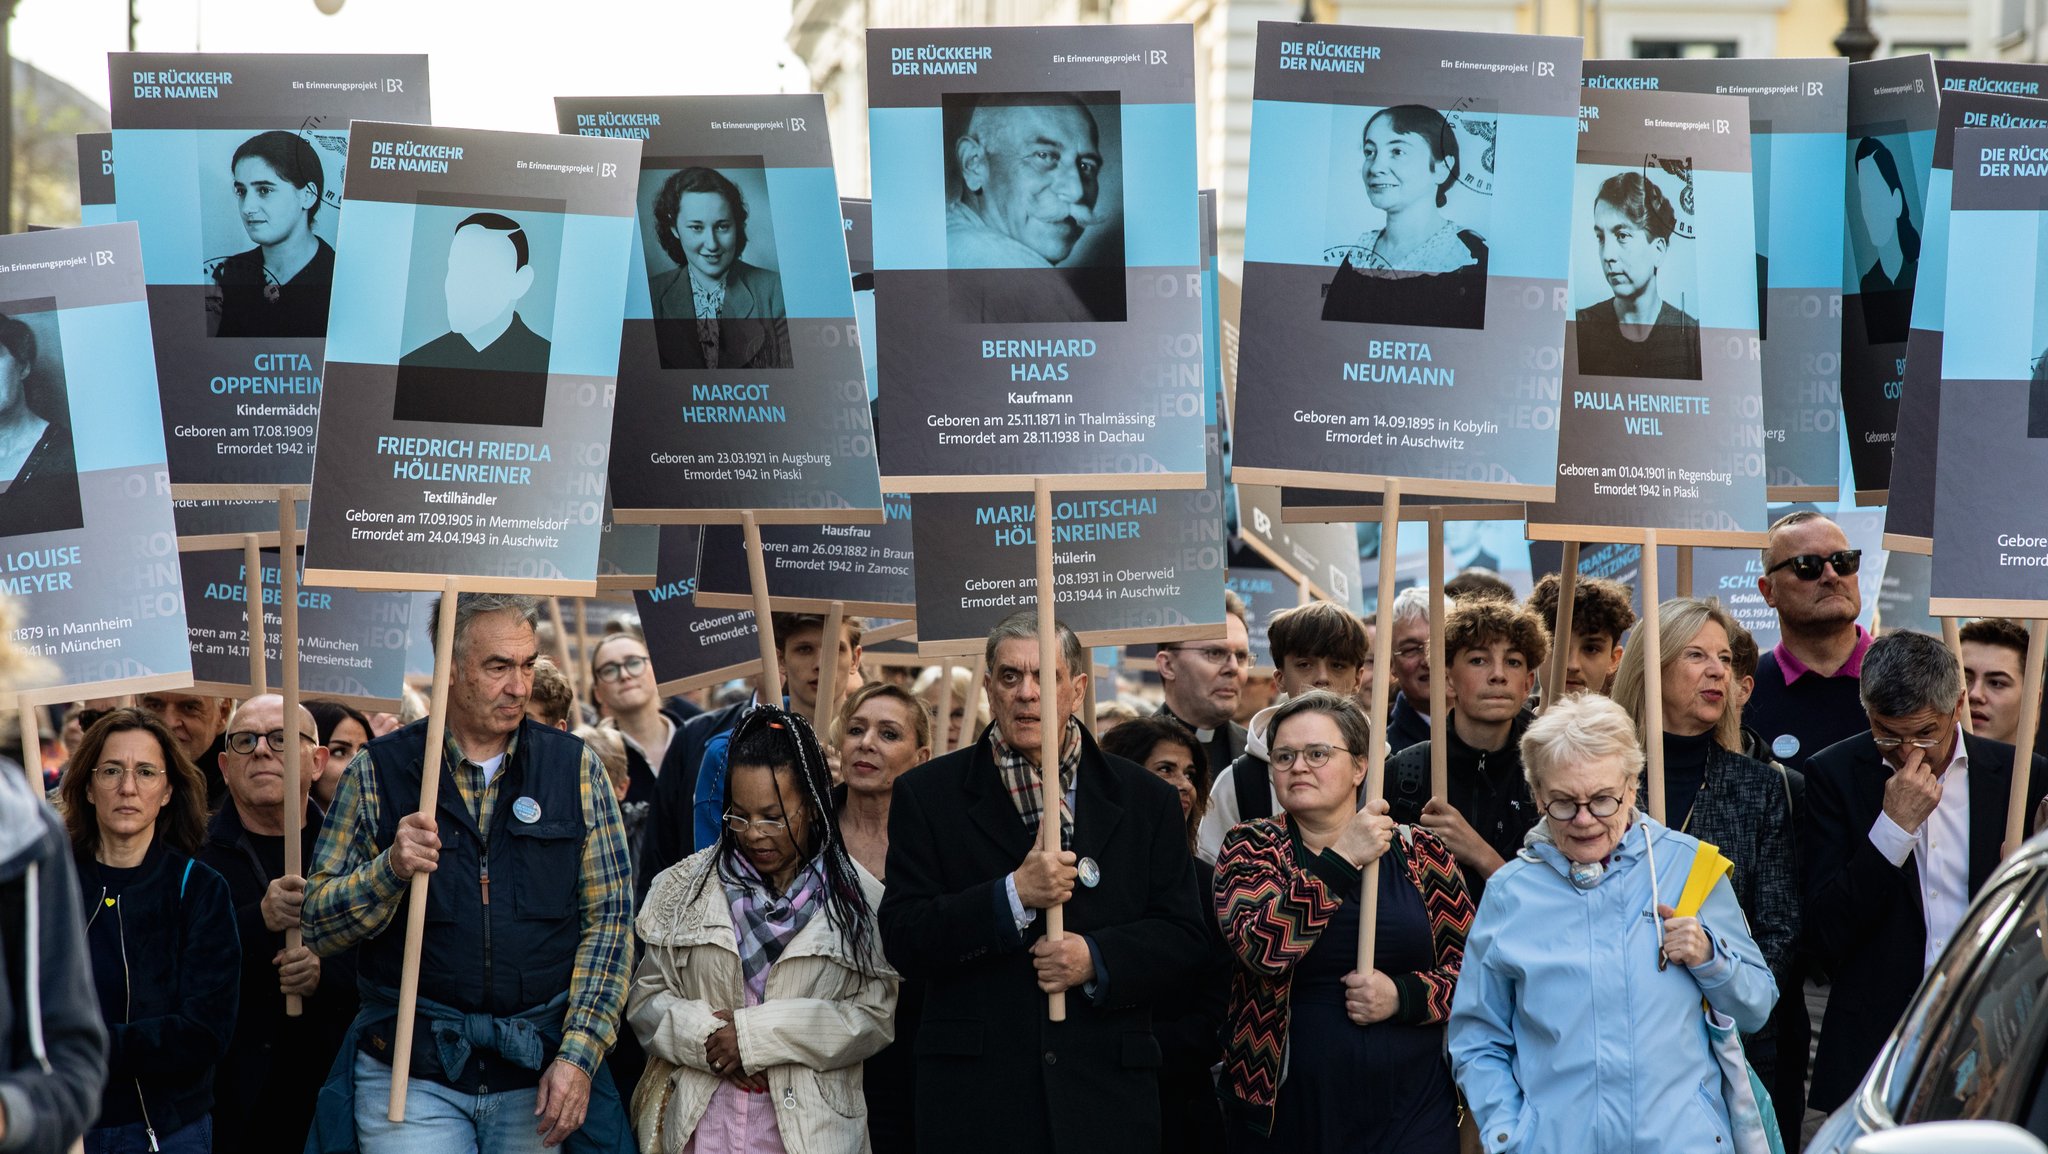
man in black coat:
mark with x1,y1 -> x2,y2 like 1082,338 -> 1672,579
880,610 -> 1207,1154
197,694 -> 358,1153
1801,629 -> 2047,1115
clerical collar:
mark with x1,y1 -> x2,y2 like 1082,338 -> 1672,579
1194,726 -> 1216,742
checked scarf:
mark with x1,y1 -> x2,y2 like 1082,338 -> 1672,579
722,855 -> 826,1001
990,717 -> 1083,850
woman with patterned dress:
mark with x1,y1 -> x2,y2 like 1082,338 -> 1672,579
1214,691 -> 1474,1152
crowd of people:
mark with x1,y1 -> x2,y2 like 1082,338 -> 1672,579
3,509 -> 2046,1153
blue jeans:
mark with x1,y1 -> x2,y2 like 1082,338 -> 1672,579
87,1115 -> 212,1153
351,1051 -> 548,1154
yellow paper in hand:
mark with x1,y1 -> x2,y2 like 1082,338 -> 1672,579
1675,843 -> 1731,918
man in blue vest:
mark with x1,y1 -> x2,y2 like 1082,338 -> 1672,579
304,592 -> 634,1152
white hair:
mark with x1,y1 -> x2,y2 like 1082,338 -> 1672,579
1389,586 -> 1430,628
1520,692 -> 1646,793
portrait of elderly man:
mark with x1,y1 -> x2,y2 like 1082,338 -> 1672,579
943,91 -> 1126,323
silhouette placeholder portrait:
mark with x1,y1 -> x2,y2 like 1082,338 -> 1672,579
395,212 -> 552,427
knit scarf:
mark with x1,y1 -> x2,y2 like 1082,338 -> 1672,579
990,718 -> 1082,850
722,855 -> 825,1002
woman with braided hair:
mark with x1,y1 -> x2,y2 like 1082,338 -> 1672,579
625,706 -> 898,1153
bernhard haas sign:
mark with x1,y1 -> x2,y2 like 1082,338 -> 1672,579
1526,89 -> 1768,546
866,24 -> 1207,490
301,121 -> 641,593
107,53 -> 429,492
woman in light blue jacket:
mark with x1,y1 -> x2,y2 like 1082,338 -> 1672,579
1449,694 -> 1777,1154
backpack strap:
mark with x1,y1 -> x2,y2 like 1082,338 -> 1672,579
1233,757 -> 1271,822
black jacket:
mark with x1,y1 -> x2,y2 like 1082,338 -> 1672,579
1385,710 -> 1536,903
1388,692 -> 1431,757
878,726 -> 1208,1154
75,840 -> 240,1139
0,767 -> 106,1153
639,699 -> 748,904
197,803 -> 358,1152
1801,731 -> 2047,1111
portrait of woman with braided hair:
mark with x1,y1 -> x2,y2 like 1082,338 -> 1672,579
626,706 -> 899,1153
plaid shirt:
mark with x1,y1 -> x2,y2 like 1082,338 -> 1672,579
303,727 -> 634,1077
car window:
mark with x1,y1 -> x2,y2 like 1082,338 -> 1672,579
1899,871 -> 2048,1126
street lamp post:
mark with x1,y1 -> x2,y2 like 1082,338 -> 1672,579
1835,0 -> 1879,60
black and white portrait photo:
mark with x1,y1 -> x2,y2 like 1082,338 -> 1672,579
0,308 -> 82,539
1321,103 -> 1491,331
1574,165 -> 1703,381
1852,135 -> 1921,346
395,208 -> 561,427
643,163 -> 793,371
942,91 -> 1126,324
204,129 -> 339,339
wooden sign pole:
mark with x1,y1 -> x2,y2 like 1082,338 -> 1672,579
18,700 -> 38,789
1541,544 -> 1580,713
1675,545 -> 1694,599
386,576 -> 463,1123
815,600 -> 846,737
932,661 -> 955,757
1082,665 -> 1098,732
1358,480 -> 1401,973
967,655 -> 986,746
243,534 -> 268,695
2004,619 -> 2047,857
1034,478 -> 1067,1022
741,513 -> 784,708
1641,532 -> 1667,824
1426,509 -> 1448,800
276,492 -> 306,1018
574,600 -> 591,702
1941,617 -> 1974,735
544,597 -> 575,714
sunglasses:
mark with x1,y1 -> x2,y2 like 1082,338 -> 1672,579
1764,549 -> 1861,581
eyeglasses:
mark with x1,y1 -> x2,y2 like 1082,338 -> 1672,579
1871,734 -> 1942,752
1543,794 -> 1624,822
1764,549 -> 1861,581
224,728 -> 317,755
1169,645 -> 1251,668
93,764 -> 166,788
723,811 -> 790,835
1392,644 -> 1430,663
1270,744 -> 1351,771
594,655 -> 650,683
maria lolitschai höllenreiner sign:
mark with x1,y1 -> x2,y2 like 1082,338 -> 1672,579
300,121 -> 640,594
108,53 -> 429,493
866,24 -> 1207,491
1228,23 -> 1583,501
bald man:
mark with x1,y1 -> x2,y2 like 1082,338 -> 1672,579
197,694 -> 356,1153
946,97 -> 1109,323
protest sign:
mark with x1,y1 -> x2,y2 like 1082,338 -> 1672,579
635,526 -> 762,693
1929,125 -> 2048,617
77,133 -> 113,225
1841,55 -> 1938,504
182,547 -> 413,708
0,224 -> 189,700
556,94 -> 881,524
1229,22 -> 1583,500
1526,89 -> 1767,547
866,24 -> 1205,490
1883,63 -> 2048,553
1580,58 -> 1847,501
108,53 -> 429,494
301,121 -> 641,594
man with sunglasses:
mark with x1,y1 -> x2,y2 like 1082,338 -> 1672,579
1153,591 -> 1251,779
1801,630 -> 2048,1124
199,694 -> 354,1153
1745,511 -> 1872,776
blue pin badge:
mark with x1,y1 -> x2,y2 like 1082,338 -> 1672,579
512,796 -> 541,824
